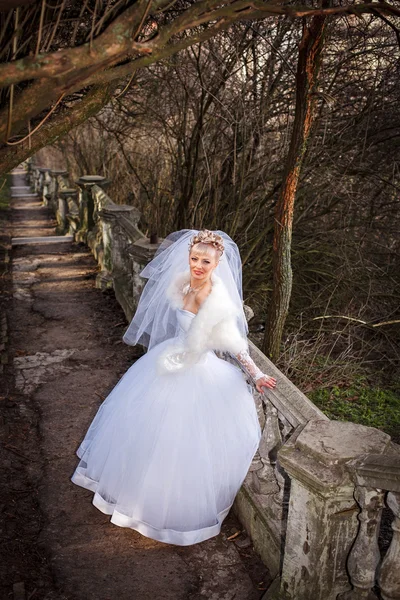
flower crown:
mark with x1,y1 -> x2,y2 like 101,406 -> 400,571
189,230 -> 224,256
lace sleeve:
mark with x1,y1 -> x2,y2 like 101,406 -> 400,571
235,349 -> 266,381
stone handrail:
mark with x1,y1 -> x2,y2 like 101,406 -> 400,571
27,159 -> 400,600
27,163 -> 160,319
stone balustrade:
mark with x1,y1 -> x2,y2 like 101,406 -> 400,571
27,158 -> 400,600
27,163 -> 160,320
337,454 -> 400,600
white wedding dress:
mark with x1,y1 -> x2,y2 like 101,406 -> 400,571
71,307 -> 262,546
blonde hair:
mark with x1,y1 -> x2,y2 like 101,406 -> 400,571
189,230 -> 224,258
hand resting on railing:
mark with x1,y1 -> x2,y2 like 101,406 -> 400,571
229,349 -> 277,393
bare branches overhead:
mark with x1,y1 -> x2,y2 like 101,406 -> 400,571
0,0 -> 400,173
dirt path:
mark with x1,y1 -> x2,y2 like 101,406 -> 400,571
1,170 -> 271,600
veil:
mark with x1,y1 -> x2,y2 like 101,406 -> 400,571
122,229 -> 248,350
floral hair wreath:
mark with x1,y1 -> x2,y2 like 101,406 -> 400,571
188,230 -> 225,257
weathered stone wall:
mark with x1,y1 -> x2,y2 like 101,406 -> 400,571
28,159 -> 400,600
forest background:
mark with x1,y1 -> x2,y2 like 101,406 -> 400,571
1,0 -> 399,438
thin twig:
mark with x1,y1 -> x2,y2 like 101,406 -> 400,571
5,92 -> 65,145
313,315 -> 400,327
34,0 -> 46,57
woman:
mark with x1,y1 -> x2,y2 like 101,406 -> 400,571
71,229 -> 277,546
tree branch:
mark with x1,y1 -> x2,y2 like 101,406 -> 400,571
0,0 -> 153,88
0,1 -> 399,89
1,0 -> 399,169
0,83 -> 117,174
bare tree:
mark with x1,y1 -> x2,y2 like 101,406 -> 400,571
263,13 -> 327,359
49,11 -> 399,375
1,0 -> 399,176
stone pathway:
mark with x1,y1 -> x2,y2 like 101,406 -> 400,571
2,170 -> 270,600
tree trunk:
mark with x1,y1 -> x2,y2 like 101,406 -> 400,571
262,14 -> 327,360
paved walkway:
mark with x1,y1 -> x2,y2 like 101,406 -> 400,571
3,170 -> 270,600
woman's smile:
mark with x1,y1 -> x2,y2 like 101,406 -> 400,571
189,247 -> 219,281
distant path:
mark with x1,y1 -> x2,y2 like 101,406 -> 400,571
3,169 -> 270,600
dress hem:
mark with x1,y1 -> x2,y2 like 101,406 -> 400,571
70,468 -> 233,546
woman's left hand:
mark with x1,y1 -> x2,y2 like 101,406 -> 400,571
255,375 -> 277,393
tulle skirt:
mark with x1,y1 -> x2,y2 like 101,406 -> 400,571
71,338 -> 261,545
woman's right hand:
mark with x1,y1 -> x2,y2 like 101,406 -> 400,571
255,375 -> 277,393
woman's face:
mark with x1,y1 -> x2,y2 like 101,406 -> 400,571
189,245 -> 219,281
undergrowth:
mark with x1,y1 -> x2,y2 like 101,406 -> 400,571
309,376 -> 400,442
251,325 -> 400,442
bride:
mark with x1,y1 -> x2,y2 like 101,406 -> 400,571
71,229 -> 277,546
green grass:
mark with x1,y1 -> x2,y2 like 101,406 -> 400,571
309,378 -> 400,441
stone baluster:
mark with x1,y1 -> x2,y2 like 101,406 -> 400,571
39,169 -> 45,196
273,420 -> 391,600
96,204 -> 136,289
379,492 -> 400,600
53,170 -> 68,189
65,191 -> 80,235
34,168 -> 42,195
47,170 -> 67,213
338,486 -> 385,600
251,400 -> 282,503
50,172 -> 68,233
49,171 -> 57,207
26,159 -> 34,186
75,175 -> 110,243
33,168 -> 43,195
28,166 -> 35,191
58,186 -> 78,235
96,203 -> 159,321
39,168 -> 51,205
47,170 -> 56,209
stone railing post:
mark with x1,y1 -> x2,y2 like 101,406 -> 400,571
379,492 -> 400,600
75,175 -> 110,243
29,165 -> 36,191
96,204 -> 140,291
33,167 -> 43,196
49,170 -> 68,214
26,158 -> 34,186
99,204 -> 159,320
56,174 -> 78,235
65,193 -> 80,235
31,166 -> 42,194
338,454 -> 400,600
45,169 -> 60,209
84,182 -> 161,320
39,168 -> 52,205
266,420 -> 391,600
47,170 -> 57,209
